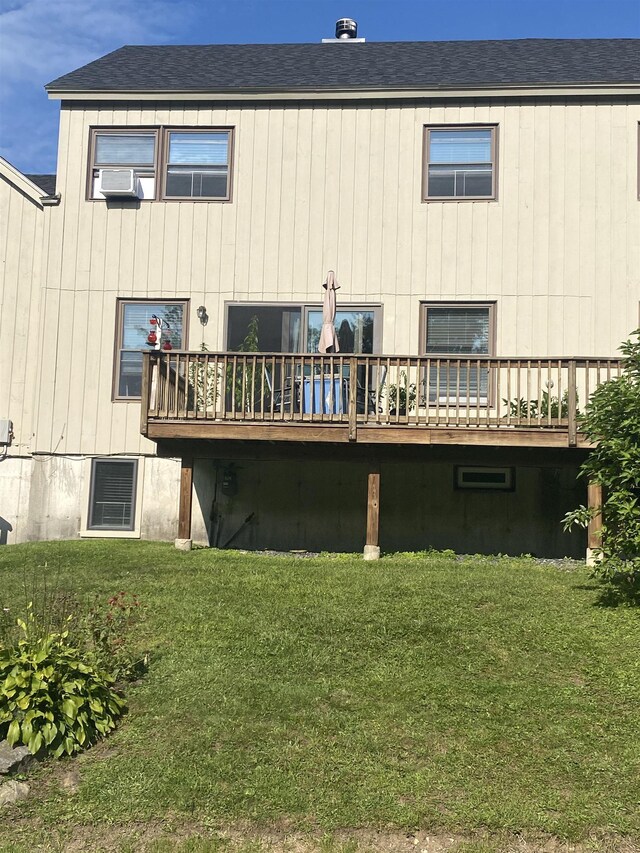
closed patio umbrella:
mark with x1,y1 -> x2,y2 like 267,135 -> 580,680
318,270 -> 340,353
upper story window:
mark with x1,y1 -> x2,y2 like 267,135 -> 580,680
88,127 -> 233,202
164,131 -> 230,199
423,126 -> 497,201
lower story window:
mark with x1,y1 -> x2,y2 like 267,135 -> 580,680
225,303 -> 380,354
88,459 -> 138,530
421,302 -> 495,403
115,300 -> 187,399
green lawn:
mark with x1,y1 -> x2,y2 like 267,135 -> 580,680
0,541 -> 639,853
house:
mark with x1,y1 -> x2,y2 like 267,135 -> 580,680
1,22 -> 639,558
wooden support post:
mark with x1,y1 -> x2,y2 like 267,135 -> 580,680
586,481 -> 602,566
567,360 -> 577,447
348,357 -> 358,441
176,457 -> 194,549
140,352 -> 151,437
364,469 -> 381,560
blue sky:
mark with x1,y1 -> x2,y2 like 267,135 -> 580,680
1,0 -> 639,174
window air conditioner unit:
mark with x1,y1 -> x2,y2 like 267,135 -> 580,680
98,168 -> 140,197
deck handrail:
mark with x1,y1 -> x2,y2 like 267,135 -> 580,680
141,351 -> 624,440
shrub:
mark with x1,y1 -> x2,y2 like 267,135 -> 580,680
563,330 -> 640,593
82,591 -> 147,683
0,613 -> 126,757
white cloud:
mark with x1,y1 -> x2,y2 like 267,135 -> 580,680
0,0 -> 193,84
0,0 -> 195,171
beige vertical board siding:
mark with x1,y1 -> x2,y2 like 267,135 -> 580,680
547,102 -> 567,299
380,105 -> 402,348
499,105 -> 521,302
420,102 -> 445,303
63,288 -> 90,450
456,103 -> 482,299
395,103 -> 416,302
27,97 -> 640,455
516,103 -> 535,304
93,291 -> 118,453
605,104 -> 630,353
292,107 -> 313,294
233,109 -> 255,297
532,101 -> 551,300
176,202 -> 194,296
247,107 -> 269,298
592,104 -> 611,352
563,103 -> 582,306
190,204 -> 209,297
0,176 -> 43,451
220,109 -> 242,301
623,108 -> 640,345
381,101 -> 402,296
485,102 -> 505,311
579,103 -> 597,300
306,108 -> 328,294
160,202 -> 180,296
262,109 -> 284,297
322,107 -> 343,289
80,290 -> 108,453
365,107 -> 385,309
351,107 -> 372,298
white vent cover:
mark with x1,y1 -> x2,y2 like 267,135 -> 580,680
98,169 -> 139,197
0,419 -> 13,445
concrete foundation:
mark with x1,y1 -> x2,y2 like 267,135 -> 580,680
363,544 -> 381,560
0,451 -> 587,558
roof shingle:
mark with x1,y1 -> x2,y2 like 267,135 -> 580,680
24,174 -> 56,195
46,39 -> 640,93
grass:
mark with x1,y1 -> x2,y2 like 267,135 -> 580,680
0,541 -> 639,853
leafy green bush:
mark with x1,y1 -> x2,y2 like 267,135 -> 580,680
0,614 -> 126,757
564,330 -> 640,594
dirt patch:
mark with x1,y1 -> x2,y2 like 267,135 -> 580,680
1,820 -> 638,853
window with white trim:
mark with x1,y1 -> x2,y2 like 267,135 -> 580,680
114,300 -> 187,399
455,466 -> 515,491
424,126 -> 496,200
88,459 -> 138,530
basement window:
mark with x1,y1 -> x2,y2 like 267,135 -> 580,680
455,466 -> 515,491
88,459 -> 138,530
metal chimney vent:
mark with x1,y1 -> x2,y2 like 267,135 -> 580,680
336,18 -> 357,39
321,17 -> 365,43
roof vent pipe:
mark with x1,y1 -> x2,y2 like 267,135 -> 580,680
335,18 -> 357,39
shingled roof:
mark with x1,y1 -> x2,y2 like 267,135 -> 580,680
25,174 -> 57,195
46,39 -> 640,93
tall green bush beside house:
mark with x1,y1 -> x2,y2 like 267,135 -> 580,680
564,330 -> 640,594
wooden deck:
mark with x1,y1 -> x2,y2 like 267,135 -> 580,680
141,352 -> 622,449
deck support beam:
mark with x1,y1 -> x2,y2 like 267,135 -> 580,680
176,456 -> 194,550
586,481 -> 602,566
364,469 -> 381,560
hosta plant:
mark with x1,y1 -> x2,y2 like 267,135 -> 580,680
0,617 -> 126,757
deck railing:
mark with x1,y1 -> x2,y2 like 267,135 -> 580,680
141,351 -> 623,439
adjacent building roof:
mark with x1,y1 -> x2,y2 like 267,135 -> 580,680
46,38 -> 640,93
25,174 -> 57,195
